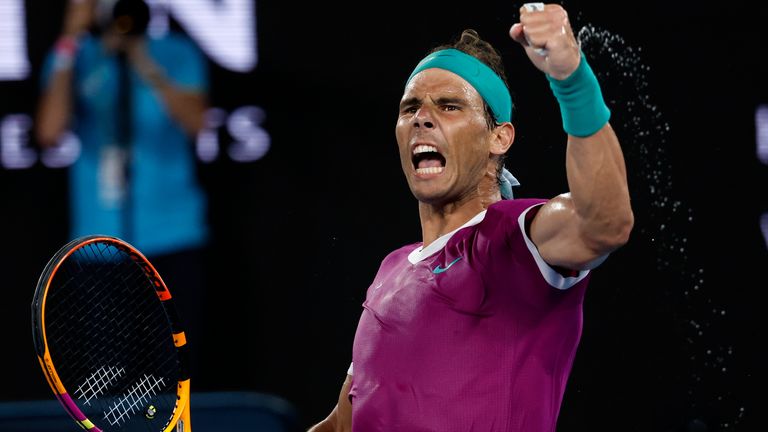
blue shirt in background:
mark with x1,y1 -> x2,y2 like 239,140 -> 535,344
42,32 -> 209,257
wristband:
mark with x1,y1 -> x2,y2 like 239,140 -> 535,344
547,52 -> 610,137
52,35 -> 80,72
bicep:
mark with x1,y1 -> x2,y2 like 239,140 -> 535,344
529,193 -> 607,270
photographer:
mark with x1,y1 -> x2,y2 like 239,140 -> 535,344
35,0 -> 210,386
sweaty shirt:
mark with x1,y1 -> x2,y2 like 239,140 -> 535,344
350,199 -> 593,432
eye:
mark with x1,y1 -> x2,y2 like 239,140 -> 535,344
442,104 -> 460,111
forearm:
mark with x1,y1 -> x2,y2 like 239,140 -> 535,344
37,0 -> 94,147
307,416 -> 337,432
37,72 -> 75,147
129,45 -> 206,136
309,374 -> 352,432
547,53 -> 633,251
152,81 -> 206,135
36,36 -> 79,147
565,123 -> 633,249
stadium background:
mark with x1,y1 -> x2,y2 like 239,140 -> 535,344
1,1 -> 766,430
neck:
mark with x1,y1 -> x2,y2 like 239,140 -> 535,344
418,170 -> 501,247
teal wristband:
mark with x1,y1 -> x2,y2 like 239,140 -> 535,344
547,52 -> 610,137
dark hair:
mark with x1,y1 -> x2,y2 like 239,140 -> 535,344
112,0 -> 150,36
430,29 -> 511,129
430,29 -> 511,182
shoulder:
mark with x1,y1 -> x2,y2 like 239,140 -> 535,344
150,32 -> 203,55
149,33 -> 207,86
484,198 -> 548,225
461,199 -> 548,265
382,242 -> 420,263
379,243 -> 421,270
154,31 -> 194,44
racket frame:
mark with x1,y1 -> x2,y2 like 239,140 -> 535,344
31,235 -> 191,432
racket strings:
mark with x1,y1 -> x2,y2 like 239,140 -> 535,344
74,365 -> 126,406
44,241 -> 181,430
103,373 -> 167,426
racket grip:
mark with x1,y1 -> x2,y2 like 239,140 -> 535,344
179,404 -> 191,432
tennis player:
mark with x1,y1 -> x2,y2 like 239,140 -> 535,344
310,3 -> 633,431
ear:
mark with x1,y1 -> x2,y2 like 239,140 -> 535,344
489,122 -> 515,155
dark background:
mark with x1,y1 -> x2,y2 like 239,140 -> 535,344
1,1 -> 766,431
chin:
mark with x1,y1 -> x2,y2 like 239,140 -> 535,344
410,187 -> 451,206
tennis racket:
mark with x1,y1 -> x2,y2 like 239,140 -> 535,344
31,235 -> 192,432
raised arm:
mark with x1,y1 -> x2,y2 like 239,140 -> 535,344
35,0 -> 95,147
123,38 -> 208,135
510,3 -> 634,270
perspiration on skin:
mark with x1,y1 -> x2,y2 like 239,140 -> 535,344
397,68 -> 501,208
307,4 -> 633,431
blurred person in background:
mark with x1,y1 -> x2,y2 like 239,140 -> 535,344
35,0 -> 210,386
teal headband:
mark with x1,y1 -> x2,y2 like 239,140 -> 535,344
406,48 -> 513,123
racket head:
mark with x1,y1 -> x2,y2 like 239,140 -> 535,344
31,235 -> 191,432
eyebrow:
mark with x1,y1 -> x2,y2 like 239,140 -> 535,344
399,97 -> 420,110
399,96 -> 468,110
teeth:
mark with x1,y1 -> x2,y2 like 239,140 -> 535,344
416,167 -> 444,175
413,145 -> 438,155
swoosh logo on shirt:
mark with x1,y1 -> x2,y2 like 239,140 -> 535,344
433,256 -> 463,274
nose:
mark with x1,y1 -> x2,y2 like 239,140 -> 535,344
413,107 -> 434,129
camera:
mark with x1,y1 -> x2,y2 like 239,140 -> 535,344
94,0 -> 150,36
112,0 -> 150,36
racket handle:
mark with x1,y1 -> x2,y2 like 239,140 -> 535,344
177,380 -> 192,432
178,406 -> 191,432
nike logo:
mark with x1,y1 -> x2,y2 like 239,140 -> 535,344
433,256 -> 463,274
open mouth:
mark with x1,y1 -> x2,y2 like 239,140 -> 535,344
412,145 -> 446,175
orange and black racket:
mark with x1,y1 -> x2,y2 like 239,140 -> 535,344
31,235 -> 192,432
